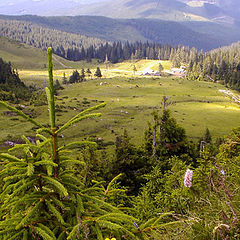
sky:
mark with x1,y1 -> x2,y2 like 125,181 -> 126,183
0,0 -> 106,4
0,0 -> 109,13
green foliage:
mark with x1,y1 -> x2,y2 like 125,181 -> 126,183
0,48 -> 170,239
95,67 -> 102,78
134,126 -> 240,238
0,18 -> 104,60
69,70 -> 80,84
143,105 -> 193,172
0,57 -> 33,102
110,130 -> 151,195
185,41 -> 240,91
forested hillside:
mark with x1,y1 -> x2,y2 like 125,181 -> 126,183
1,0 -> 239,24
0,18 -> 105,58
0,17 -> 200,63
1,15 -> 239,51
2,14 -> 240,92
181,41 -> 240,91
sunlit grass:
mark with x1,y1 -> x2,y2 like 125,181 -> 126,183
19,60 -> 172,85
2,72 -> 240,146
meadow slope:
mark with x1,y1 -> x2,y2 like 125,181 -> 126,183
1,60 -> 240,147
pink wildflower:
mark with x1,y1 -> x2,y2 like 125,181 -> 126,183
184,169 -> 193,188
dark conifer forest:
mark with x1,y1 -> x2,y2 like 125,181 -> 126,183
0,58 -> 33,102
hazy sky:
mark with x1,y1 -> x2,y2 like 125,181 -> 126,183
0,0 -> 107,4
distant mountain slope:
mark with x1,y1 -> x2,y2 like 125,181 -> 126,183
0,17 -> 106,59
0,15 -> 147,43
1,15 -> 240,51
0,36 -> 79,69
0,0 -> 239,24
0,0 -> 240,22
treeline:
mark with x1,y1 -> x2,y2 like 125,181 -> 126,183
64,67 -> 102,84
187,41 -> 240,91
0,19 -> 105,54
169,41 -> 240,91
0,18 -> 189,64
2,17 -> 240,91
66,41 -> 174,63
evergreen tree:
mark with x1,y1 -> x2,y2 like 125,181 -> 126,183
69,70 -> 80,83
0,58 -> 33,102
204,127 -> 212,143
62,72 -> 68,84
112,130 -> 150,195
158,63 -> 163,73
143,100 -> 191,172
80,68 -> 85,81
53,79 -> 64,95
86,68 -> 92,79
133,65 -> 137,75
94,67 -> 102,78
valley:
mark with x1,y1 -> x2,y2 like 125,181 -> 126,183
1,1 -> 240,238
1,58 -> 239,147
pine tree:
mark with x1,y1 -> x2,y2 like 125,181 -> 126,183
0,48 -> 154,240
204,127 -> 212,144
80,68 -> 85,82
94,67 -> 102,78
133,65 -> 137,75
86,68 -> 92,79
112,130 -> 150,195
158,63 -> 163,73
69,70 -> 80,83
62,72 -> 68,84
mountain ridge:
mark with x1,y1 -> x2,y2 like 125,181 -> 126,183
0,0 -> 239,25
1,14 -> 240,51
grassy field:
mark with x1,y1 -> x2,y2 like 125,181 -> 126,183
19,59 -> 171,86
0,36 -> 100,70
0,42 -> 239,146
1,65 -> 240,147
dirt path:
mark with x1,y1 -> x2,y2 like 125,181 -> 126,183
141,61 -> 160,73
52,54 -> 71,69
219,89 -> 240,104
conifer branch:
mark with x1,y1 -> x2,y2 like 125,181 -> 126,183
42,176 -> 68,197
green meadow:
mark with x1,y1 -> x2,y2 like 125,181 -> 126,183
1,64 -> 240,146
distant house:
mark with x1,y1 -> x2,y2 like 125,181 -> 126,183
142,69 -> 154,75
144,72 -> 151,76
171,67 -> 186,77
142,70 -> 161,76
153,71 -> 161,76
